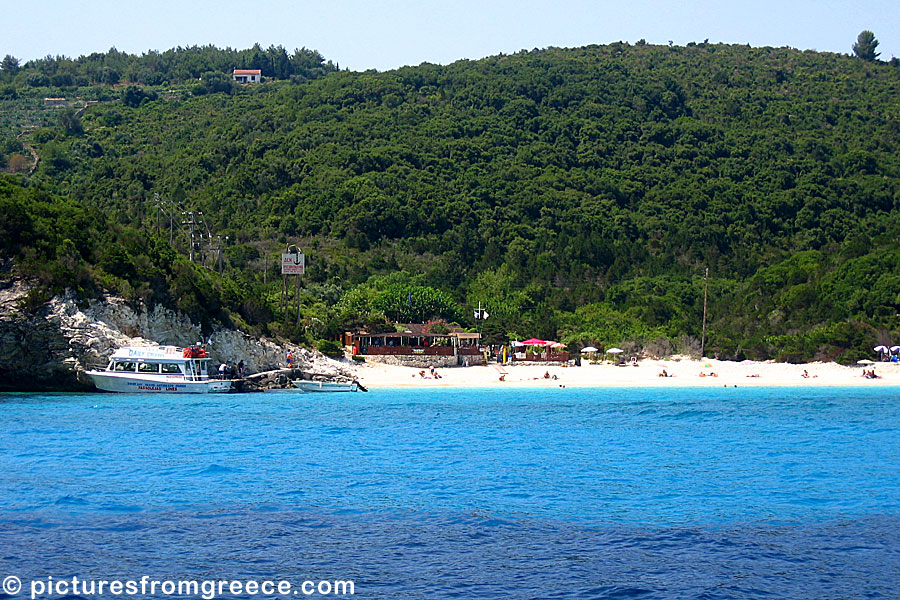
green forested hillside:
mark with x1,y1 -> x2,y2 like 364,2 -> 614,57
0,176 -> 258,332
3,42 -> 900,361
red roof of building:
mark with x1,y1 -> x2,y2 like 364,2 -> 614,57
233,69 -> 261,75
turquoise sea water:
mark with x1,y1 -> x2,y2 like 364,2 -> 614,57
1,386 -> 899,598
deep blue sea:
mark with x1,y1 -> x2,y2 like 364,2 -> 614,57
1,387 -> 899,599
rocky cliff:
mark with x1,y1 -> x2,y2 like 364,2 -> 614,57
0,280 -> 351,392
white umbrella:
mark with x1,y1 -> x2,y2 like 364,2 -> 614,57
874,345 -> 889,353
857,359 -> 875,365
581,346 -> 598,353
606,348 -> 624,354
510,341 -> 525,347
891,346 -> 900,353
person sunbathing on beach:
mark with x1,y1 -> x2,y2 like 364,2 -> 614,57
543,371 -> 550,379
658,369 -> 670,377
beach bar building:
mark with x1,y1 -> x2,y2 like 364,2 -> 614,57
347,323 -> 482,367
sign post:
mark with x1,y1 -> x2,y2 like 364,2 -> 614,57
474,301 -> 489,339
281,252 -> 305,276
281,247 -> 305,325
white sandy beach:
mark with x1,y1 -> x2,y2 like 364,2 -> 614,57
352,358 -> 900,389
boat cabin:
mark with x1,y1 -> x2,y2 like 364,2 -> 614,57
105,346 -> 213,381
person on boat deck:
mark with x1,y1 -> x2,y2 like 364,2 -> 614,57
238,360 -> 245,377
218,362 -> 227,378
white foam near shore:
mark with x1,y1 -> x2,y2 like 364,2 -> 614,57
351,358 -> 900,389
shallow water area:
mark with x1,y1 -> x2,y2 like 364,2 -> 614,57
2,387 -> 899,598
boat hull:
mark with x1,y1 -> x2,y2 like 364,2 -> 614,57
292,380 -> 358,393
86,372 -> 232,394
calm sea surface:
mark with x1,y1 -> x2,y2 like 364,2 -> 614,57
1,386 -> 899,599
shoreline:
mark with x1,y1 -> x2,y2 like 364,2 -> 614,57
351,358 -> 900,389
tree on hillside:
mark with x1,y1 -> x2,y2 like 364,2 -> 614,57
1,55 -> 20,76
58,107 -> 83,136
852,30 -> 880,61
121,85 -> 158,107
195,71 -> 235,95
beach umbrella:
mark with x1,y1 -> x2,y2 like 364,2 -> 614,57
549,342 -> 566,348
874,345 -> 889,353
510,341 -> 525,347
857,359 -> 875,365
891,346 -> 900,353
581,346 -> 598,353
522,338 -> 548,346
606,348 -> 624,354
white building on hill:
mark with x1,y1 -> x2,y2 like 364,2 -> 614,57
233,69 -> 261,83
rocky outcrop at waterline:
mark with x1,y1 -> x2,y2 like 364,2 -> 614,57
0,280 -> 352,392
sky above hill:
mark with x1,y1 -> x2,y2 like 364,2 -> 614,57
10,0 -> 900,70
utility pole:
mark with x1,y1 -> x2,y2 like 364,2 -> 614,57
216,235 -> 228,274
700,267 -> 709,358
182,212 -> 195,262
154,193 -> 160,236
195,212 -> 205,263
181,211 -> 206,263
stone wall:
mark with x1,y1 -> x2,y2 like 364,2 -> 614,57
360,354 -> 460,369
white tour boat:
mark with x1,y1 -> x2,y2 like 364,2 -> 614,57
86,345 -> 232,393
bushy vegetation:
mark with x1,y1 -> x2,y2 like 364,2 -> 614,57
3,41 -> 900,362
0,175 -> 259,333
0,44 -> 337,88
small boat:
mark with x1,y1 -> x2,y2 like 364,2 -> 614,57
85,345 -> 232,393
292,380 -> 364,393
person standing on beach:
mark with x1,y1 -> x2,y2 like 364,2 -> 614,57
286,350 -> 294,369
